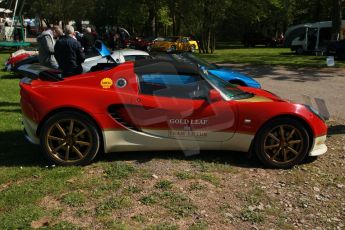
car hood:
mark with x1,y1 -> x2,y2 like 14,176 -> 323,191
209,68 -> 261,88
237,86 -> 284,102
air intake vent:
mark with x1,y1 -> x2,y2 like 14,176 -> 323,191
108,105 -> 141,132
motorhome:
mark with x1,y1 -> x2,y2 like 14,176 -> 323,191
284,20 -> 345,54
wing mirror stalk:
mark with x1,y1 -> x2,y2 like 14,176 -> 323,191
208,89 -> 223,103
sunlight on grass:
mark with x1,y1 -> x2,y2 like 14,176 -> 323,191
198,47 -> 345,68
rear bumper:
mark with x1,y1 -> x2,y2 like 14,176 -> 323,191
22,115 -> 40,144
309,135 -> 327,156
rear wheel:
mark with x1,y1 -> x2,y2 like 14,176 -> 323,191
40,111 -> 100,166
254,118 -> 310,169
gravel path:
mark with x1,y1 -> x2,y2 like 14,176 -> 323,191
220,64 -> 345,121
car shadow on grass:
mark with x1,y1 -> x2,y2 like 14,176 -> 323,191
0,130 -> 319,169
99,150 -> 262,169
0,73 -> 20,79
0,130 -> 45,167
0,130 -> 261,168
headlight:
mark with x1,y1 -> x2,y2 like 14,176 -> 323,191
304,104 -> 325,121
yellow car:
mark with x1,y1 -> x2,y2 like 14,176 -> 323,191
152,36 -> 199,52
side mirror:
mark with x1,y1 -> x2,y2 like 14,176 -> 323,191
209,89 -> 223,102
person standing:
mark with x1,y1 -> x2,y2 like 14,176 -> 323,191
54,25 -> 85,77
82,27 -> 95,54
37,26 -> 61,69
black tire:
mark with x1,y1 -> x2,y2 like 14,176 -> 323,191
170,45 -> 176,52
190,45 -> 196,53
40,111 -> 101,166
254,118 -> 310,169
296,47 -> 304,55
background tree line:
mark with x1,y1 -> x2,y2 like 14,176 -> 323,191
1,0 -> 344,53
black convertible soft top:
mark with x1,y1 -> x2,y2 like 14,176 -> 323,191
134,59 -> 200,76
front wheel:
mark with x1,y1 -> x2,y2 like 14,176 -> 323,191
295,47 -> 304,55
170,45 -> 176,52
254,118 -> 310,169
190,45 -> 196,52
40,111 -> 101,166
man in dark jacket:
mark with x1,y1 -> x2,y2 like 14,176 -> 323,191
82,27 -> 95,54
54,25 -> 85,77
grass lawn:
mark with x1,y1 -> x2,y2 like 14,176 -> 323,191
198,43 -> 345,68
0,49 -> 344,229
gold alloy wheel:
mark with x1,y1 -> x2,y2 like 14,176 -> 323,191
263,125 -> 304,164
45,119 -> 93,163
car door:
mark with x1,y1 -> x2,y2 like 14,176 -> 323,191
181,37 -> 190,51
119,73 -> 237,142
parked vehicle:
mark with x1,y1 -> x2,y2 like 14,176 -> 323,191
151,36 -> 199,52
153,52 -> 261,88
128,36 -> 154,51
284,20 -> 345,54
4,49 -> 38,71
18,45 -> 327,168
14,42 -> 150,74
326,38 -> 345,59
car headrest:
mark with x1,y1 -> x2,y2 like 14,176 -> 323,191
39,70 -> 63,81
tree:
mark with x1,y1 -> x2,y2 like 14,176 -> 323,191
332,0 -> 343,39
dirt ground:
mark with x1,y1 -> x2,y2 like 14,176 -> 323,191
220,64 -> 345,121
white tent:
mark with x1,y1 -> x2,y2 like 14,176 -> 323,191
0,9 -> 13,13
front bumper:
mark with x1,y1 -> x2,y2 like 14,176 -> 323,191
309,135 -> 327,156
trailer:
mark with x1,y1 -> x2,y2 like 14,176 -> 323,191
284,20 -> 345,54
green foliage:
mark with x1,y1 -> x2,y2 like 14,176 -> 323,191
95,196 -> 131,216
22,0 -> 343,51
154,180 -> 173,190
240,208 -> 265,223
145,223 -> 179,230
0,205 -> 45,229
103,162 -> 136,179
140,193 -> 159,205
188,182 -> 207,191
61,192 -> 86,207
189,221 -> 209,230
175,171 -> 196,180
50,221 -> 80,230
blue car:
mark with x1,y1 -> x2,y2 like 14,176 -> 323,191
152,52 -> 261,88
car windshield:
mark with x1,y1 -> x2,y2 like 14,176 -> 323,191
164,37 -> 179,42
181,53 -> 219,70
201,70 -> 253,100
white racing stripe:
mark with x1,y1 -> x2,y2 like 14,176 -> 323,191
309,135 -> 327,156
22,114 -> 40,144
103,129 -> 254,153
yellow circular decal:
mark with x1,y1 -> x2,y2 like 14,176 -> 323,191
100,78 -> 113,89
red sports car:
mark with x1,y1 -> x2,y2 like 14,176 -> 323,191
19,60 -> 327,168
5,50 -> 38,71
